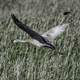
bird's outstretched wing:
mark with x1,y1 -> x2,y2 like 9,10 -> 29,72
42,24 -> 69,42
11,14 -> 51,44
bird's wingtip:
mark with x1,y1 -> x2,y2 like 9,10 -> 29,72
11,13 -> 14,17
11,13 -> 16,19
11,13 -> 20,25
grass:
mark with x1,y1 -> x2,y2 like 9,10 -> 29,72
0,0 -> 80,80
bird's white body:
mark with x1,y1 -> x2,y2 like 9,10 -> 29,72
13,23 -> 69,47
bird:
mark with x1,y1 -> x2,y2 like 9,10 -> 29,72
11,14 -> 69,49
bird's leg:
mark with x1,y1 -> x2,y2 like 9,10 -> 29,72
13,39 -> 31,43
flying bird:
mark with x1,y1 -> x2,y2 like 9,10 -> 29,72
11,14 -> 69,49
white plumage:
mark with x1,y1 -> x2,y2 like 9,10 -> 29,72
14,24 -> 69,47
11,13 -> 69,49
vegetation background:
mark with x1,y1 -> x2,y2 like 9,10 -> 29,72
0,0 -> 80,80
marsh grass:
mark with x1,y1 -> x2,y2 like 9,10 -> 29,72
0,0 -> 80,80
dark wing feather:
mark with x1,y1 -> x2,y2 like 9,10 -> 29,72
11,14 -> 49,44
63,11 -> 71,15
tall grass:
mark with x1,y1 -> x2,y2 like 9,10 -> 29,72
0,0 -> 80,80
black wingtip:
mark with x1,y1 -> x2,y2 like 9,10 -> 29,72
11,13 -> 30,35
11,13 -> 19,23
11,13 -> 14,18
11,13 -> 15,20
63,11 -> 71,15
11,13 -> 24,29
